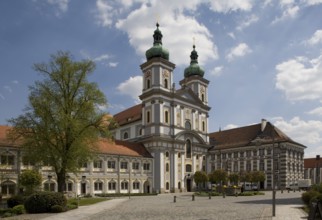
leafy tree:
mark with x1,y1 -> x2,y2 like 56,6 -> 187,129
250,171 -> 266,186
208,169 -> 227,186
228,173 -> 239,186
19,170 -> 42,195
240,171 -> 252,183
8,51 -> 114,192
194,171 -> 209,190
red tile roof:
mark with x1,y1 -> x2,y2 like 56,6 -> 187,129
209,121 -> 306,150
113,104 -> 142,126
0,125 -> 151,158
97,139 -> 152,158
304,158 -> 322,168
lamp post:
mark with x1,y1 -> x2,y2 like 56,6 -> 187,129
272,125 -> 276,217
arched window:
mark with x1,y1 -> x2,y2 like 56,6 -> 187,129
146,111 -> 151,123
186,164 -> 192,172
178,182 -> 181,190
94,180 -> 103,191
44,181 -> 55,192
165,151 -> 169,158
133,181 -> 140,190
164,78 -> 168,89
202,121 -> 205,132
1,180 -> 15,196
65,181 -> 73,192
123,132 -> 129,140
121,181 -> 128,190
164,110 -> 169,124
166,163 -> 169,172
146,79 -> 151,89
186,139 -> 192,158
108,180 -> 116,190
185,121 -> 191,130
166,182 -> 170,190
139,128 -> 142,136
178,152 -> 181,158
201,93 -> 205,102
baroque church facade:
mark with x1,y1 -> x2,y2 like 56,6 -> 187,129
0,23 -> 306,197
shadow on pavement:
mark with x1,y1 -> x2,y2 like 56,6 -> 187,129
235,197 -> 303,205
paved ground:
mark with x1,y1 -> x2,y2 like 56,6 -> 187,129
7,191 -> 308,220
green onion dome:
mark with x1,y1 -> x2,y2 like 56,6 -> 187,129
184,45 -> 204,78
145,23 -> 169,61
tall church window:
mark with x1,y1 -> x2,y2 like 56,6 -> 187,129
186,164 -> 192,172
146,79 -> 151,89
165,151 -> 169,158
166,182 -> 170,190
185,121 -> 191,130
123,132 -> 129,140
201,93 -> 205,102
146,111 -> 151,123
166,163 -> 169,172
202,121 -> 205,132
186,139 -> 192,158
164,78 -> 168,89
164,110 -> 169,124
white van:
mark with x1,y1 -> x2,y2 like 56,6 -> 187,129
242,182 -> 258,191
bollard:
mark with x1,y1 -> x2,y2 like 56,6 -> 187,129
192,195 -> 195,201
235,192 -> 238,197
174,196 -> 176,203
223,193 -> 225,198
281,189 -> 283,193
293,189 -> 295,192
288,189 -> 290,193
209,193 -> 211,199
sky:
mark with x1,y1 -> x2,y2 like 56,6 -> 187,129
1,0 -> 322,158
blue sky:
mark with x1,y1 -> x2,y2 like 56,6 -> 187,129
1,0 -> 322,158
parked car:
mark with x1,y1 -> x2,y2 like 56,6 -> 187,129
242,182 -> 258,191
286,183 -> 298,190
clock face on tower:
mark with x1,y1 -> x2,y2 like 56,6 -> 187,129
145,70 -> 151,78
162,69 -> 169,78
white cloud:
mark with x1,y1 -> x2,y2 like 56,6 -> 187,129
304,0 -> 322,6
236,14 -> 259,31
227,32 -> 235,39
226,43 -> 252,61
210,66 -> 224,77
12,80 -> 18,84
115,2 -> 218,66
95,0 -> 115,27
116,76 -> 142,103
46,0 -> 69,17
93,54 -> 111,62
275,54 -> 322,101
273,117 -> 322,157
307,107 -> 322,116
223,124 -> 239,130
0,93 -> 4,100
306,29 -> 322,45
4,86 -> 12,93
208,0 -> 254,13
109,62 -> 118,67
272,5 -> 299,24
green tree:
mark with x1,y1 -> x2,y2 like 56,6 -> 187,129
228,173 -> 239,186
208,169 -> 227,186
250,171 -> 266,187
240,171 -> 252,183
194,171 -> 209,191
8,51 -> 114,192
19,170 -> 42,195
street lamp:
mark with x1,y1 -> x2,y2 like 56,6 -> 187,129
272,125 -> 276,217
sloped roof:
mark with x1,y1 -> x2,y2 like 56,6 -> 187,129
0,125 -> 152,158
304,157 -> 322,168
113,104 -> 142,126
209,121 -> 306,150
97,139 -> 152,158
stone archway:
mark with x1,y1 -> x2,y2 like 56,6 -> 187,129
143,181 -> 150,194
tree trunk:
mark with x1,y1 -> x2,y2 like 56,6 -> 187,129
57,170 -> 66,193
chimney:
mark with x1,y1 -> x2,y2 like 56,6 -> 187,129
261,119 -> 267,132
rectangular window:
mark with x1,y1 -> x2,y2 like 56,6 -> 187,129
108,182 -> 116,190
66,182 -> 73,191
133,182 -> 140,190
259,160 -> 265,171
143,163 -> 150,171
121,162 -> 128,170
132,162 -> 140,170
93,160 -> 102,169
22,156 -> 35,166
246,161 -> 251,171
0,155 -> 14,166
121,182 -> 128,190
94,182 -> 103,191
259,149 -> 265,156
108,161 -> 115,169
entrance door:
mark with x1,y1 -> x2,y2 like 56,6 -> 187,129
81,183 -> 86,194
186,179 -> 191,192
